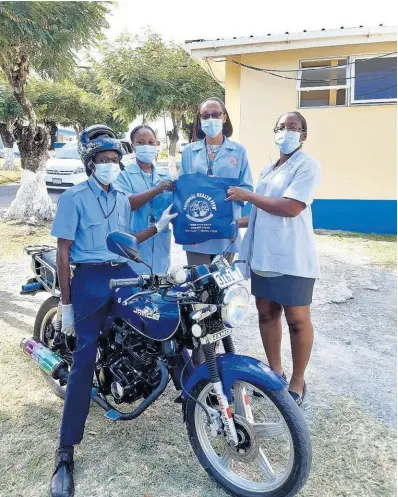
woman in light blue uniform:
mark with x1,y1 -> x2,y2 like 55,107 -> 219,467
114,125 -> 175,274
179,97 -> 253,265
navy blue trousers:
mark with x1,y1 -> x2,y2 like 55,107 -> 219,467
60,264 -> 136,446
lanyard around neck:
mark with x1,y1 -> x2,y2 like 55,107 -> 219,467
140,166 -> 156,222
88,180 -> 117,220
206,137 -> 224,176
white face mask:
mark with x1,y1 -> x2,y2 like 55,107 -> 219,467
201,118 -> 223,138
94,163 -> 119,185
274,130 -> 302,155
135,145 -> 158,164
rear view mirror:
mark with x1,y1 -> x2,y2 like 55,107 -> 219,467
106,232 -> 141,262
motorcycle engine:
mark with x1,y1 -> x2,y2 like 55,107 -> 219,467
98,321 -> 161,404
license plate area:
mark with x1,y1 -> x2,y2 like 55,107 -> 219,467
201,328 -> 232,344
212,266 -> 243,289
53,178 -> 62,185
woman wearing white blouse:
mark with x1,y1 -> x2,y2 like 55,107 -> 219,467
226,112 -> 322,406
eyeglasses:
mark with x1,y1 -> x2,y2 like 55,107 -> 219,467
273,125 -> 303,133
96,157 -> 120,164
200,111 -> 224,120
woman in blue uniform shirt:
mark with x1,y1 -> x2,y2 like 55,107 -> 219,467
114,125 -> 175,274
179,97 -> 253,265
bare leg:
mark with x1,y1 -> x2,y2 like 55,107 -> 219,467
255,297 -> 283,375
284,305 -> 313,396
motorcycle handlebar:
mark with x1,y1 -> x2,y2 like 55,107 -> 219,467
109,277 -> 142,289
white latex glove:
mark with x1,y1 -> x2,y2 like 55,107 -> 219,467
155,204 -> 178,233
60,303 -> 76,337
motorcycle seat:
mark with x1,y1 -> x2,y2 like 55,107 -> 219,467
40,249 -> 57,271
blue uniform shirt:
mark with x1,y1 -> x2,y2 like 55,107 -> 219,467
113,161 -> 173,274
179,137 -> 253,254
51,175 -> 131,264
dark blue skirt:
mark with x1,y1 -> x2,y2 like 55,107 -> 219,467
251,270 -> 315,306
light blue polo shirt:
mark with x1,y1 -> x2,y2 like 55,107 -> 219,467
179,137 -> 253,254
51,175 -> 131,264
113,161 -> 173,274
239,150 -> 322,279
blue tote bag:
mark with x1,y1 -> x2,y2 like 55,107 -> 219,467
172,172 -> 239,245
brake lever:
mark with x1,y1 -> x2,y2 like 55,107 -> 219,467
121,289 -> 157,307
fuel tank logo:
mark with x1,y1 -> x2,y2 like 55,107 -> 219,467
133,305 -> 160,321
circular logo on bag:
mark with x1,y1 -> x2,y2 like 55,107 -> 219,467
228,155 -> 238,166
184,193 -> 217,223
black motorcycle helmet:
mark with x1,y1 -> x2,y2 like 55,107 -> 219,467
78,124 -> 125,176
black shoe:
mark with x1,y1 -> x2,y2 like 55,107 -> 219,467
49,448 -> 75,497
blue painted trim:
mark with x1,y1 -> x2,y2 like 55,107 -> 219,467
182,353 -> 286,402
312,199 -> 397,235
241,200 -> 397,235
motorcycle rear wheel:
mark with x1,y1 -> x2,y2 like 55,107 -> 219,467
33,295 -> 66,399
185,379 -> 311,497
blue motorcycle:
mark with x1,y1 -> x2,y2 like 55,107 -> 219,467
21,229 -> 311,497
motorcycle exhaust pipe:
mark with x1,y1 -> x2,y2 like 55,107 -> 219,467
21,337 -> 69,386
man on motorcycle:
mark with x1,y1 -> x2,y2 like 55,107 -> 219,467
49,124 -> 177,497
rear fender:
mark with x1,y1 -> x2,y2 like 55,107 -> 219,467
182,353 -> 286,402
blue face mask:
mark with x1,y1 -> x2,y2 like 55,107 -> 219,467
201,118 -> 223,138
135,145 -> 158,164
274,130 -> 302,155
94,163 -> 119,185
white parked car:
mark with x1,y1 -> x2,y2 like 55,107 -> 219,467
45,143 -> 86,189
45,140 -> 134,190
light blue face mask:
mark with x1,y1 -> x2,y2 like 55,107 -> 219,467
201,118 -> 223,138
135,145 -> 158,164
274,130 -> 302,155
94,163 -> 119,185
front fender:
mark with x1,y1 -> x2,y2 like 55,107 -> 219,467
182,353 -> 287,402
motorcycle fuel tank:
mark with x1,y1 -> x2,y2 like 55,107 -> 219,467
113,287 -> 180,341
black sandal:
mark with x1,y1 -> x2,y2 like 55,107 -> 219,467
289,381 -> 307,407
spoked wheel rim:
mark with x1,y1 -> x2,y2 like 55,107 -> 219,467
194,381 -> 295,493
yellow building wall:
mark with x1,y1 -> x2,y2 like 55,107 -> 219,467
233,42 -> 397,200
225,57 -> 241,141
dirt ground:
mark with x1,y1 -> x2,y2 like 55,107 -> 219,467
0,221 -> 396,497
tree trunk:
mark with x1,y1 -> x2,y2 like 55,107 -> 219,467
0,122 -> 15,170
46,122 -> 58,151
73,124 -> 80,141
5,121 -> 54,222
0,48 -> 54,221
181,114 -> 194,143
167,114 -> 180,178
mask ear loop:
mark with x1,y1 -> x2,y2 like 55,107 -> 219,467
85,158 -> 96,177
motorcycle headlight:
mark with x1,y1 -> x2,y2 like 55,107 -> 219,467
221,285 -> 249,328
167,265 -> 187,285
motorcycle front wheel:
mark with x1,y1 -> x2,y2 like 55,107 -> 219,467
185,380 -> 311,497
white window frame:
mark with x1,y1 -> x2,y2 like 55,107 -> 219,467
350,53 -> 397,105
297,57 -> 350,108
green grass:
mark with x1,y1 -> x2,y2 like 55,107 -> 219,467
0,220 -> 55,260
315,230 -> 396,268
0,159 -> 21,184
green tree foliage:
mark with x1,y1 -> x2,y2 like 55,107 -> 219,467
0,1 -> 110,220
97,32 -> 224,168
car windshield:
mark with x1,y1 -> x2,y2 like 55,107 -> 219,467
54,144 -> 80,160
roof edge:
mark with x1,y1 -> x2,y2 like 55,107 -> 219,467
185,26 -> 397,56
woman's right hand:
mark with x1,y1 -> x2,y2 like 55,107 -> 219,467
156,180 -> 175,194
